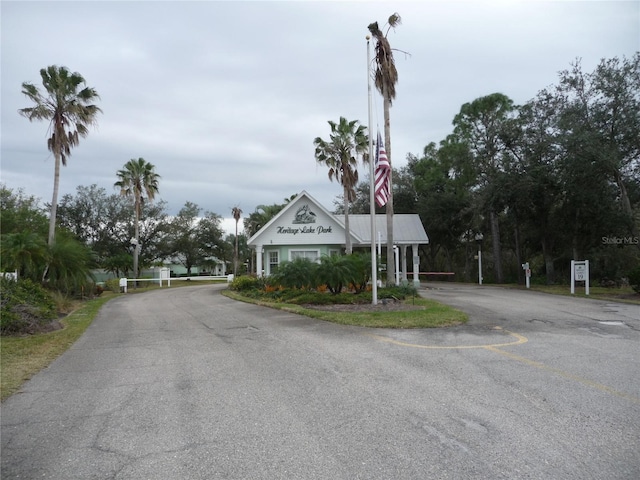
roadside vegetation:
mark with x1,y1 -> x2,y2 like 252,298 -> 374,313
525,283 -> 639,304
225,258 -> 469,329
224,287 -> 467,329
1,293 -> 113,401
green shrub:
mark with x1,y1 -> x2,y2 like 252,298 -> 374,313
284,292 -> 331,305
347,252 -> 372,293
230,275 -> 260,291
271,258 -> 317,290
104,278 -> 120,293
628,265 -> 640,293
45,233 -> 95,295
49,290 -> 75,314
316,255 -> 354,294
379,284 -> 418,300
1,277 -> 57,335
262,290 -> 366,305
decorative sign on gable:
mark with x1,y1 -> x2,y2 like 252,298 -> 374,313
292,204 -> 316,224
248,191 -> 350,246
275,203 -> 336,237
276,225 -> 333,235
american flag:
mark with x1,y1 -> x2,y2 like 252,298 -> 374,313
374,131 -> 390,207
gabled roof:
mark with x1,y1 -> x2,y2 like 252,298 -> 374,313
247,190 -> 428,247
247,190 -> 361,246
335,214 -> 429,245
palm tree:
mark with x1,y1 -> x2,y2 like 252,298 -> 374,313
231,206 -> 242,276
244,204 -> 285,239
369,13 -> 401,284
314,117 -> 368,254
114,158 -> 160,282
18,65 -> 102,246
0,231 -> 48,281
46,233 -> 95,294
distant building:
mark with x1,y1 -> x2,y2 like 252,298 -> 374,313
247,191 -> 429,285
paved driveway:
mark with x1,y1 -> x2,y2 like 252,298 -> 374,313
1,283 -> 639,479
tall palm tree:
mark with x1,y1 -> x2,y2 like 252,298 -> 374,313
18,65 -> 102,246
314,117 -> 368,254
231,206 -> 242,276
114,158 -> 160,282
369,13 -> 401,284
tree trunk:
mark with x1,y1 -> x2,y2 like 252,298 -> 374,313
514,218 -> 522,285
572,208 -> 580,260
444,247 -> 452,273
48,152 -> 61,246
383,96 -> 394,285
234,222 -> 239,276
133,195 -> 140,287
42,151 -> 61,281
429,244 -> 438,273
464,242 -> 471,283
541,237 -> 555,284
490,209 -> 503,283
344,184 -> 351,254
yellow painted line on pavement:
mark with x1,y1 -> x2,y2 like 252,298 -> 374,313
485,346 -> 640,405
366,328 -> 528,350
368,329 -> 639,405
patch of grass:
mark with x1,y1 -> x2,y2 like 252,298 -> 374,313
49,290 -> 81,314
222,290 -> 468,329
519,284 -> 639,304
1,293 -> 114,401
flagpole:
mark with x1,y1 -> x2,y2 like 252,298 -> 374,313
367,35 -> 378,305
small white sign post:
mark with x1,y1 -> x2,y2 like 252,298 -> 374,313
522,262 -> 531,289
570,260 -> 589,295
160,267 -> 170,287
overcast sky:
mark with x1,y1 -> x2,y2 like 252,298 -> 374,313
1,0 -> 638,234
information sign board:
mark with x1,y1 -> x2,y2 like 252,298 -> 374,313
570,260 -> 589,295
575,265 -> 586,281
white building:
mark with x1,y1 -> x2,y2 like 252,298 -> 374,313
247,191 -> 429,285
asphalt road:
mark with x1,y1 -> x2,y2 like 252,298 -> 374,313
1,283 -> 639,479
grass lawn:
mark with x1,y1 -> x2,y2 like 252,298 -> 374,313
1,294 -> 114,401
222,289 -> 469,329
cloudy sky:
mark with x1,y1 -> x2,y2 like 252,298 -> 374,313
1,0 -> 638,233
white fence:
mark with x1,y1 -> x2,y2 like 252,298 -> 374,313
119,275 -> 232,292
